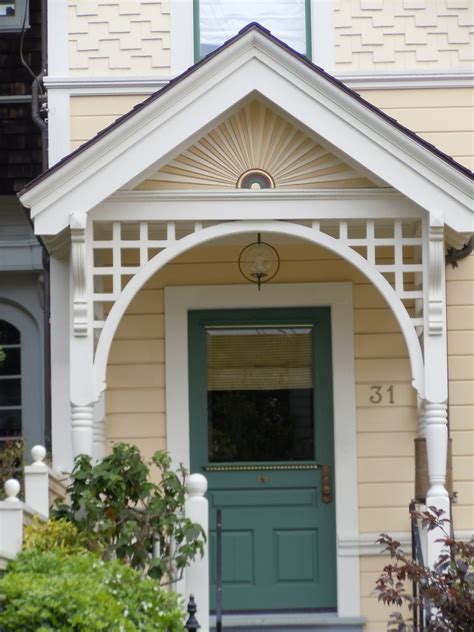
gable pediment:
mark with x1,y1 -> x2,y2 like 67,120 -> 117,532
136,100 -> 376,191
19,24 -> 472,236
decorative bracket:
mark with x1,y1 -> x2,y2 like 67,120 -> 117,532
428,219 -> 445,335
70,212 -> 88,337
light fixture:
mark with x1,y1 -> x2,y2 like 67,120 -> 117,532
238,233 -> 280,290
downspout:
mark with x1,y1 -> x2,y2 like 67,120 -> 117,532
29,0 -> 51,452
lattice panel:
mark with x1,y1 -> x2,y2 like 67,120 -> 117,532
90,218 -> 424,347
335,0 -> 474,70
69,1 -> 171,76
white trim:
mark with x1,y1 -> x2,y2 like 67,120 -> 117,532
47,89 -> 70,167
93,220 -> 424,401
44,76 -> 171,96
336,71 -> 474,91
23,29 -> 473,235
312,0 -> 335,71
170,0 -> 194,76
43,71 -> 474,96
47,0 -> 68,77
164,282 -> 361,617
49,256 -> 73,473
92,189 -> 423,223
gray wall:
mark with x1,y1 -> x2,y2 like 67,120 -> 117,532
0,195 -> 46,453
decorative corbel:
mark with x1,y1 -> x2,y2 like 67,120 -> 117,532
70,212 -> 88,337
428,218 -> 444,335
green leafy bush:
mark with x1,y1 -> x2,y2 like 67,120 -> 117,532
23,515 -> 89,555
52,443 -> 205,582
0,550 -> 184,631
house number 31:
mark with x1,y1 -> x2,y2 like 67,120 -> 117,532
369,385 -> 395,404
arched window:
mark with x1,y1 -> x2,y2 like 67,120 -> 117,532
0,320 -> 22,445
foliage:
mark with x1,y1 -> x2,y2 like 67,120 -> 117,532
0,439 -> 23,499
23,515 -> 89,555
375,507 -> 474,631
0,549 -> 184,631
0,346 -> 5,362
52,443 -> 205,582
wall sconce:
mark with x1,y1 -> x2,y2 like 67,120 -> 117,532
238,233 -> 280,290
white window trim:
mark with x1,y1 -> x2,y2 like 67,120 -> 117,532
165,282 -> 361,617
0,0 -> 29,32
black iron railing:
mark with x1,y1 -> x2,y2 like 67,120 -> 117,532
410,500 -> 430,631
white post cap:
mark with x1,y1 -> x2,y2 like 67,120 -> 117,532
4,478 -> 21,502
186,473 -> 208,497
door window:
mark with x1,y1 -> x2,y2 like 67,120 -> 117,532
206,325 -> 314,462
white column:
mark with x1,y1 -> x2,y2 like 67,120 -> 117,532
24,445 -> 49,518
0,480 -> 23,558
70,212 -> 96,459
71,404 -> 94,458
422,216 -> 450,566
93,392 -> 106,462
50,256 -> 73,472
185,474 -> 209,632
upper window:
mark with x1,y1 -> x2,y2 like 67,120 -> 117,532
195,0 -> 311,61
0,0 -> 29,32
0,320 -> 22,446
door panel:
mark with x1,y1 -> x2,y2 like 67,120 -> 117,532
188,308 -> 336,612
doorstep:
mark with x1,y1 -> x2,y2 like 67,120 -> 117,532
209,612 -> 366,632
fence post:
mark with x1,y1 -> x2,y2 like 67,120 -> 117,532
0,479 -> 23,558
24,445 -> 49,518
185,474 -> 209,632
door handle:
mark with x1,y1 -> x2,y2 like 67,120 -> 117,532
321,464 -> 332,503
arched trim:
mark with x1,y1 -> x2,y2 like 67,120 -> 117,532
93,220 -> 425,400
0,300 -> 44,450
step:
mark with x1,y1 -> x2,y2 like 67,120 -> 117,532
210,612 -> 366,631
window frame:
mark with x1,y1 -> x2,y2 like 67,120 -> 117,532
193,0 -> 313,62
0,0 -> 29,33
0,322 -> 22,442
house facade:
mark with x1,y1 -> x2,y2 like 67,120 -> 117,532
14,2 -> 474,630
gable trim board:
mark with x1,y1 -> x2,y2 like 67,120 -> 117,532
43,70 -> 474,95
164,282 -> 360,618
20,25 -> 473,236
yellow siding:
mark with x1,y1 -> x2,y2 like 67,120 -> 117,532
357,88 -> 474,171
69,1 -> 171,76
360,556 -> 410,631
447,252 -> 474,532
334,0 -> 474,72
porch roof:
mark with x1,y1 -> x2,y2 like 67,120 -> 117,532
19,23 -> 473,236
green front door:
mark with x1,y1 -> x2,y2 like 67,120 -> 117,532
188,308 -> 336,612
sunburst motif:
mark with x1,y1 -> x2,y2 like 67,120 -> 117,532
136,100 -> 376,190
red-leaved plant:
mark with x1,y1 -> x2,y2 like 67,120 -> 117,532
375,507 -> 473,631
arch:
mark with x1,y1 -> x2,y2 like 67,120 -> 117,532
93,220 -> 425,400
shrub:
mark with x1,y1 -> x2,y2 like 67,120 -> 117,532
0,549 -> 184,631
375,507 -> 474,631
0,439 -> 23,499
23,515 -> 89,555
52,443 -> 205,582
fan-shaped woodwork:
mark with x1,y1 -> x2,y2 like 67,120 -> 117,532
136,100 -> 376,190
